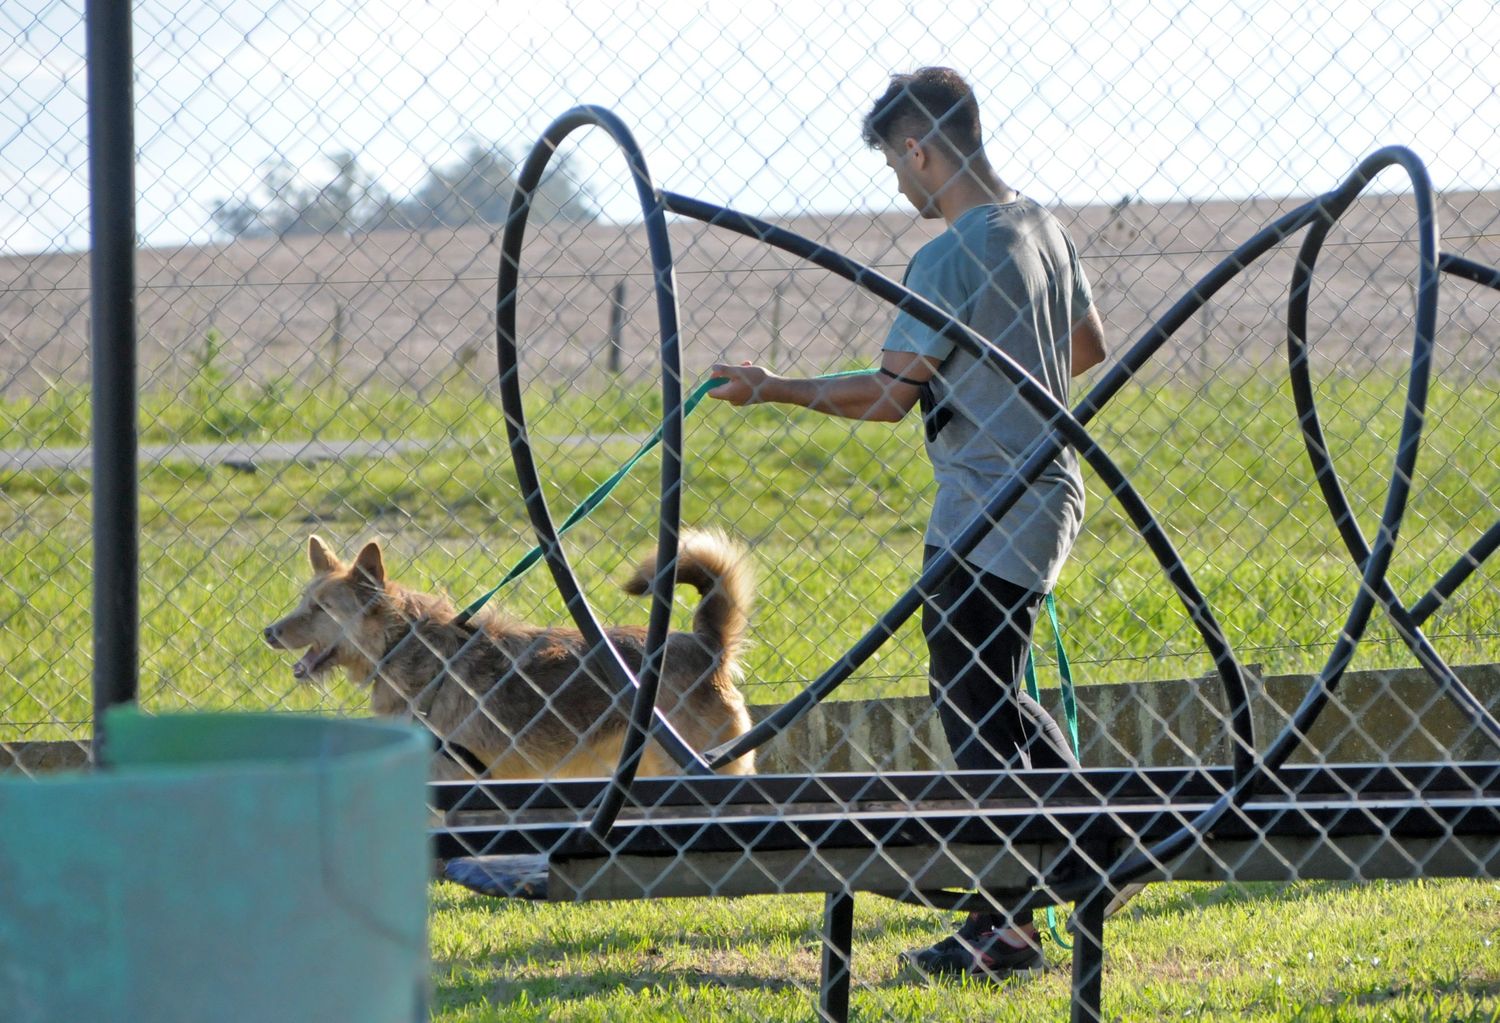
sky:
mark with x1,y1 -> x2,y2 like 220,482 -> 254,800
2,0 -> 1498,254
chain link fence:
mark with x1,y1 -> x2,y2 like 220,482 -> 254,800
3,1 -> 1500,1019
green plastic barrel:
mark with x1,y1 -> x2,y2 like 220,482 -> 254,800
0,710 -> 432,1023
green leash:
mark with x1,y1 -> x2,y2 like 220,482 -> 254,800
459,369 -> 868,622
1023,591 -> 1082,950
1025,593 -> 1080,754
458,376 -> 725,622
462,369 -> 1086,950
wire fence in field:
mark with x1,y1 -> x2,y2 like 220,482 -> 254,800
3,2 -> 1500,1019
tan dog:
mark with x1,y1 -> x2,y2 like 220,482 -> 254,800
263,530 -> 756,778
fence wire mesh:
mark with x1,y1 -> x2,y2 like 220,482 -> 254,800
3,1 -> 1500,1019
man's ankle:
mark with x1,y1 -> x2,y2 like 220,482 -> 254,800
989,925 -> 1039,949
959,911 -> 1000,937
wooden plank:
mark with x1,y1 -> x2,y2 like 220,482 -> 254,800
545,831 -> 1500,901
546,842 -> 1053,901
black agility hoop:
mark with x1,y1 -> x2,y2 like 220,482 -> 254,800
494,107 -> 1500,908
496,105 -> 710,848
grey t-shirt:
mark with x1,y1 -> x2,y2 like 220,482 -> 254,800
884,197 -> 1092,591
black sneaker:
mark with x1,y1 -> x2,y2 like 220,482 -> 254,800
899,928 -> 1046,982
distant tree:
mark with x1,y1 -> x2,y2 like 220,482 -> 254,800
211,142 -> 596,240
288,150 -> 390,235
209,195 -> 257,238
402,142 -> 518,228
528,150 -> 599,226
211,152 -> 390,238
210,160 -> 289,238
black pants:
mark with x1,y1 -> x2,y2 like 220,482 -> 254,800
921,547 -> 1078,772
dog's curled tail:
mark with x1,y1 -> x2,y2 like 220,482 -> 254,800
621,529 -> 754,659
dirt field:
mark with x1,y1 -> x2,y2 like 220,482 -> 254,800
3,187 -> 1498,398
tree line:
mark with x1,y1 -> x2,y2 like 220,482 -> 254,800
211,142 -> 596,238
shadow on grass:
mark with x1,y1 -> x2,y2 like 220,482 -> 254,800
1112,878 -> 1358,924
430,948 -> 1055,1018
430,911 -> 1066,1020
431,882 -> 905,958
431,948 -> 812,1015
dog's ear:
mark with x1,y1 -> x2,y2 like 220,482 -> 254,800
352,541 -> 386,595
308,535 -> 340,575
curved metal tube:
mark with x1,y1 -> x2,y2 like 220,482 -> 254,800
1404,254 -> 1500,626
1281,151 -> 1500,759
1048,146 -> 1500,904
497,110 -> 1500,897
496,106 -> 709,847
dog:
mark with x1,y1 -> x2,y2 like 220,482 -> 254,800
263,530 -> 757,778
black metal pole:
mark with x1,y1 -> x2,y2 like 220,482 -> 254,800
86,0 -> 138,764
1069,887 -> 1108,1023
817,890 -> 854,1023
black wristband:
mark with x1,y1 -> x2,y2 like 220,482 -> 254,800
879,366 -> 929,387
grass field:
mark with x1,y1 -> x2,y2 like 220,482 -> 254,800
427,880 -> 1500,1022
3,365 -> 1499,1020
3,365 -> 1497,732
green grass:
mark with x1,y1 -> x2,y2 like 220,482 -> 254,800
423,879 -> 1500,1021
3,368 -> 1497,733
4,368 -> 1500,1019
1,362 -> 668,452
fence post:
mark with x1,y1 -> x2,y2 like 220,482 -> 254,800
85,0 -> 139,764
330,301 -> 345,360
770,281 -> 785,366
608,280 -> 626,374
1197,300 -> 1214,386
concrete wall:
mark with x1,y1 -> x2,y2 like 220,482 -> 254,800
749,662 -> 1500,774
7,663 -> 1498,776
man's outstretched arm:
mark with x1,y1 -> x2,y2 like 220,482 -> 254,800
708,350 -> 940,422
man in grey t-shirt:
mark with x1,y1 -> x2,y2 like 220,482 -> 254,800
709,67 -> 1108,981
884,194 -> 1093,593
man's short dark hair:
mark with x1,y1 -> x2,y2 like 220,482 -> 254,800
861,67 -> 983,160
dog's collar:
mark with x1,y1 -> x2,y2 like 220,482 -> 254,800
437,739 -> 490,776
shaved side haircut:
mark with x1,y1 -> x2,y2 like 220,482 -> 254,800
861,66 -> 984,163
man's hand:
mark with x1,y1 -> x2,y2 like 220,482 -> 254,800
708,361 -> 777,406
708,354 -> 931,421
